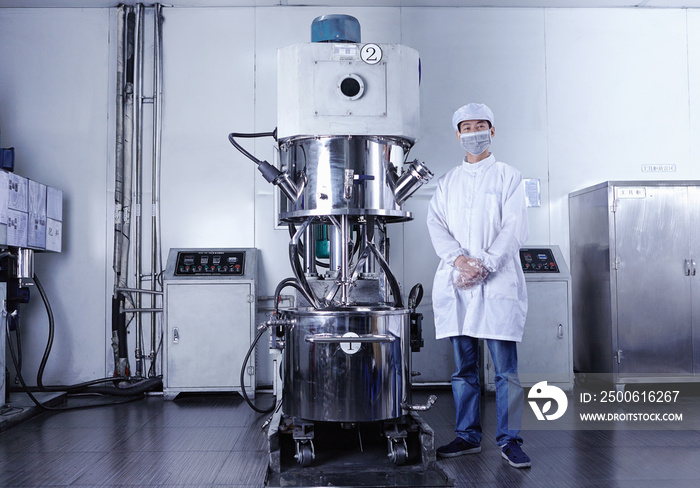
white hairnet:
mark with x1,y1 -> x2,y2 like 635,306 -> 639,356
452,103 -> 494,132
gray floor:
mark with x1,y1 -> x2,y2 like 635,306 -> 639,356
1,387 -> 700,487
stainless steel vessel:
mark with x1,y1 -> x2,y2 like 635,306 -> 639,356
278,136 -> 427,222
283,306 -> 409,422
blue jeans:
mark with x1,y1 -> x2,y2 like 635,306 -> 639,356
450,335 -> 524,447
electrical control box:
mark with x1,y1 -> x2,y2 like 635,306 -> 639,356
163,248 -> 257,400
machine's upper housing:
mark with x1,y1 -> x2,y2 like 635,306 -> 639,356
277,42 -> 420,142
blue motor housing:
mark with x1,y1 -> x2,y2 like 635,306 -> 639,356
311,14 -> 361,43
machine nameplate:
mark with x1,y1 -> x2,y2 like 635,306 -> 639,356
615,187 -> 647,199
332,43 -> 357,59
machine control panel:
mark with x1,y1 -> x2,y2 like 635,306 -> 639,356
174,250 -> 246,276
520,248 -> 559,273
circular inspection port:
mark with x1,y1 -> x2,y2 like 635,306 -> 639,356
338,74 -> 365,100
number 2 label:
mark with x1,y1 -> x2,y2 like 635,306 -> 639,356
361,43 -> 382,65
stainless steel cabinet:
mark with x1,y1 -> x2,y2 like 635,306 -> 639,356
569,182 -> 700,386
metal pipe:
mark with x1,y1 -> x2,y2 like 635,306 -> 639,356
118,6 -> 134,290
289,221 -> 321,308
112,4 -> 135,378
118,9 -> 134,292
378,222 -> 391,303
116,287 -> 163,295
150,3 -> 164,376
346,246 -> 371,289
339,214 -> 350,305
360,219 -> 376,274
320,215 -> 343,302
112,5 -> 126,277
328,223 -> 342,276
305,334 -> 395,344
121,307 -> 163,314
304,225 -> 317,276
134,3 -> 144,377
17,249 -> 34,288
401,394 -> 437,412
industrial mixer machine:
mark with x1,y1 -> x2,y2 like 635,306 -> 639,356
229,15 -> 435,468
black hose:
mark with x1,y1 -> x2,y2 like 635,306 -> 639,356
239,325 -> 276,414
229,130 -> 277,139
227,130 -> 277,166
5,314 -> 144,411
288,223 -> 329,269
238,276 -> 313,413
367,241 -> 404,308
33,273 -> 154,393
13,313 -> 22,373
34,274 -> 54,391
273,278 -> 308,315
239,275 -> 324,414
82,377 -> 162,396
289,242 -> 322,309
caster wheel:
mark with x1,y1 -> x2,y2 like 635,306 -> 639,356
388,440 -> 408,465
295,442 -> 314,467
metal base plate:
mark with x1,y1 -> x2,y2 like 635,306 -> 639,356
266,410 -> 452,487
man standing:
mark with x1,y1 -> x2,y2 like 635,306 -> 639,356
426,103 -> 531,468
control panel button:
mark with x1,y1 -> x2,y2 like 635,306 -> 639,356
519,248 -> 559,273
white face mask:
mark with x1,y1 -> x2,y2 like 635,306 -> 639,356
459,130 -> 491,156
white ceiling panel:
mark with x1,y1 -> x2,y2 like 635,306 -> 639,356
1,1 -> 700,9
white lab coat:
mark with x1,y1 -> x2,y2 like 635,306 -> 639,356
426,154 -> 529,342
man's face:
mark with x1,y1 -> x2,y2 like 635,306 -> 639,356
456,120 -> 495,138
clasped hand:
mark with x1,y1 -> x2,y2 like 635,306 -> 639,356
453,255 -> 489,289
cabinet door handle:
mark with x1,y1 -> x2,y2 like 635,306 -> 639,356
173,328 -> 179,344
557,324 -> 563,339
693,260 -> 697,276
686,259 -> 692,276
